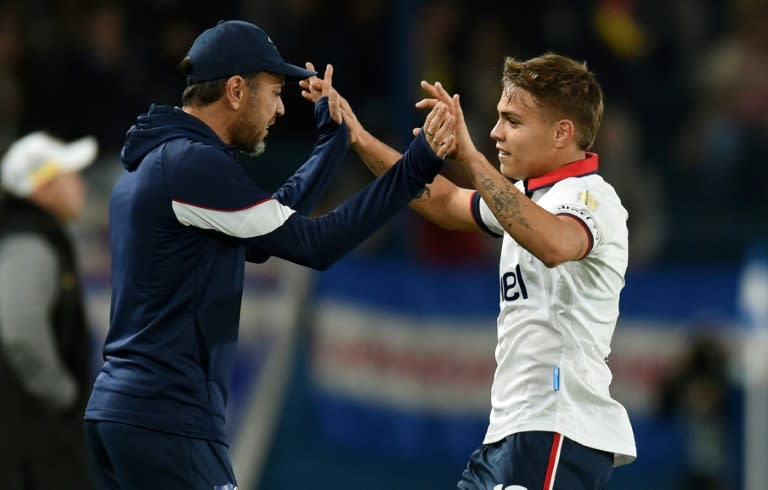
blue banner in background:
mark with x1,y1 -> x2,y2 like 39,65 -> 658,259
89,257 -> 744,489
288,257 -> 745,490
310,259 -> 498,462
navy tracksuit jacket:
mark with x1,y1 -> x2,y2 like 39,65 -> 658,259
85,98 -> 444,444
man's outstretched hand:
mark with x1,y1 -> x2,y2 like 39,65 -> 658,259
299,62 -> 342,125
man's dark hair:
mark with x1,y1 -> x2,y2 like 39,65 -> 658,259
178,56 -> 260,107
179,57 -> 227,106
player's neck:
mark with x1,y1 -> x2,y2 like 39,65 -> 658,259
554,148 -> 588,168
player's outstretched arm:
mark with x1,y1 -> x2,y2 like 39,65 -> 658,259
335,91 -> 479,232
420,82 -> 590,266
247,125 -> 448,270
274,62 -> 351,217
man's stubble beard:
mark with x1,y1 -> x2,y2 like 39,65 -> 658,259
242,140 -> 266,157
231,129 -> 266,157
231,103 -> 267,157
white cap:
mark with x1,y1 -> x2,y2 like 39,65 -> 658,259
0,131 -> 98,197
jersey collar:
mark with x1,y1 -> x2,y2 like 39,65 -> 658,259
524,152 -> 599,196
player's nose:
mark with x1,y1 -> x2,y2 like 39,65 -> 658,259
490,120 -> 503,140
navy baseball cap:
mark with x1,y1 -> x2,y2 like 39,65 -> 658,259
186,20 -> 316,85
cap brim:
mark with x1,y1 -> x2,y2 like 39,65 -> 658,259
57,136 -> 98,172
271,62 -> 317,80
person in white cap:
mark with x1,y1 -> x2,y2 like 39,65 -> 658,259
0,131 -> 98,490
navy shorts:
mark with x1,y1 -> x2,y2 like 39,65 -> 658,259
457,431 -> 613,490
85,420 -> 237,490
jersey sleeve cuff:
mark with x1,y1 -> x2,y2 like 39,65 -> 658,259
471,191 -> 503,238
556,205 -> 597,259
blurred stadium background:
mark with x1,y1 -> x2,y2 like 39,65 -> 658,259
2,0 -> 767,488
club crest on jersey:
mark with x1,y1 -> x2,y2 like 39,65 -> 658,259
578,190 -> 598,211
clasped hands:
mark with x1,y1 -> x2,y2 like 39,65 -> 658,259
298,63 -> 471,161
415,80 -> 477,162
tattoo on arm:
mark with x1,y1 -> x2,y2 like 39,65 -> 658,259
481,177 -> 533,231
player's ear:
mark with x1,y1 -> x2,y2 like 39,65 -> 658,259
554,119 -> 575,149
224,75 -> 246,110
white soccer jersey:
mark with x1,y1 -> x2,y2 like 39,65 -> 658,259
471,153 -> 637,466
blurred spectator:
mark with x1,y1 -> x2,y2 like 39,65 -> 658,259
411,0 -> 463,100
594,104 -> 665,267
0,131 -> 98,489
0,3 -> 23,153
407,0 -> 497,264
20,1 -> 149,157
670,2 -> 768,262
63,2 -> 148,154
0,0 -> 764,263
460,16 -> 510,159
657,333 -> 732,490
144,15 -> 197,106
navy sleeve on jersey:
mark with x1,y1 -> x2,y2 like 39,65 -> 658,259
246,132 -> 444,270
271,97 -> 349,216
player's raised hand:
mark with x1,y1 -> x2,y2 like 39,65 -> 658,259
299,62 -> 321,102
416,102 -> 456,159
299,63 -> 343,125
415,81 -> 478,162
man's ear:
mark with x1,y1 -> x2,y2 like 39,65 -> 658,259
554,119 -> 575,149
224,75 -> 246,110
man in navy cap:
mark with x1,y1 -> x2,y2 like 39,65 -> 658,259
84,20 -> 455,489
